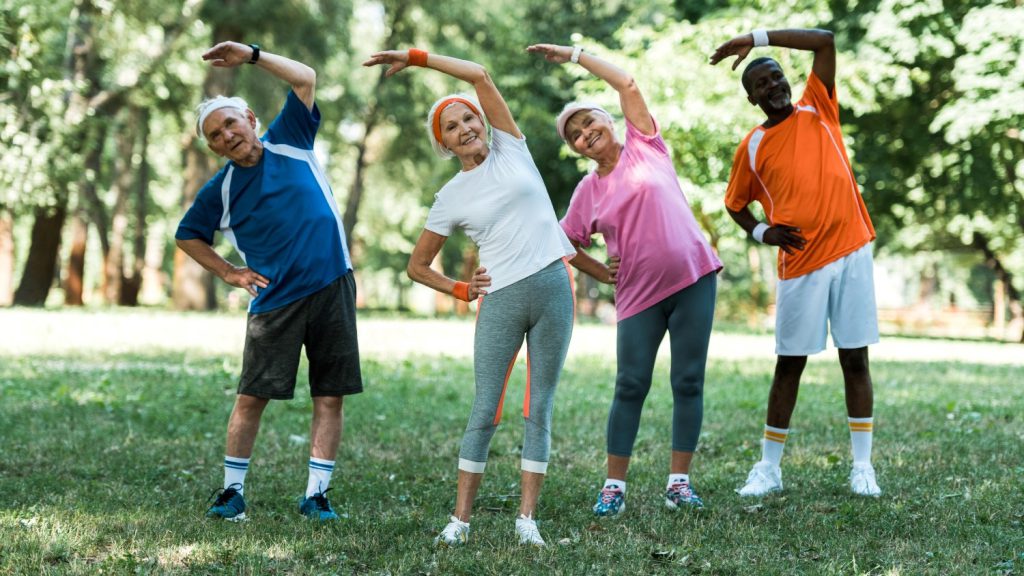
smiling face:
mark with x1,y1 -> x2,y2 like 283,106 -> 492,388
438,102 -> 488,160
564,109 -> 617,159
744,60 -> 793,117
202,107 -> 261,164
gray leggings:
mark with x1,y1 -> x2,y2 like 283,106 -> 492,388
458,259 -> 575,474
608,271 -> 717,456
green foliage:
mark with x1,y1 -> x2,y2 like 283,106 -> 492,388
3,0 -> 1023,319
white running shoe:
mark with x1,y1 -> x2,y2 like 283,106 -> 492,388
515,514 -> 546,547
737,461 -> 783,497
435,516 -> 470,546
849,463 -> 882,497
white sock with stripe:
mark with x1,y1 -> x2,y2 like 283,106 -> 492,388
761,425 -> 789,467
848,417 -> 874,463
603,479 -> 626,493
667,473 -> 689,489
224,456 -> 249,494
306,457 -> 335,498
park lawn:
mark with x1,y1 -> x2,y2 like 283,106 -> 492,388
0,348 -> 1022,575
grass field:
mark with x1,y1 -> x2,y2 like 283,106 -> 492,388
1,309 -> 1022,575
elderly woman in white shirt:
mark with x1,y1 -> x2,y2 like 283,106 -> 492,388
364,47 -> 578,548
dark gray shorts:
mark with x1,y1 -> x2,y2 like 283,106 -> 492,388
239,273 -> 363,399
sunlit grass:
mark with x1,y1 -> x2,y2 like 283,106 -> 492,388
1,313 -> 1022,574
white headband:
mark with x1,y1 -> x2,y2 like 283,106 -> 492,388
555,102 -> 612,143
195,96 -> 250,139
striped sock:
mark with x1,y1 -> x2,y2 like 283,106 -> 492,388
603,479 -> 626,494
667,473 -> 689,489
306,457 -> 335,498
224,456 -> 250,494
848,417 -> 874,463
761,425 -> 789,467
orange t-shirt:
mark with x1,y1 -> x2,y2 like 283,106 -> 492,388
724,71 -> 875,279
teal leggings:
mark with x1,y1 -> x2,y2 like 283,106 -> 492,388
607,272 -> 716,456
458,259 -> 575,472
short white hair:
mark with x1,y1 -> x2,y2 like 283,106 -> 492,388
195,95 -> 252,139
425,93 -> 489,159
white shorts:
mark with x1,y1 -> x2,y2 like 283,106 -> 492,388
775,243 -> 879,356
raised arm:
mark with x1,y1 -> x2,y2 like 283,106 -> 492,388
710,28 -> 835,92
203,42 -> 317,109
363,49 -> 520,138
526,44 -> 654,136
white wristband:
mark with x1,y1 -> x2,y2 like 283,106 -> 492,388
752,222 -> 770,243
752,29 -> 770,48
570,45 -> 584,64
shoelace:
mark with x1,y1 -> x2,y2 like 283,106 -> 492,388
598,488 -> 622,505
517,518 -> 541,542
307,487 -> 333,511
207,483 -> 243,507
442,517 -> 468,538
668,482 -> 693,498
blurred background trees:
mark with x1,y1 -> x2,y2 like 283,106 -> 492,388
2,0 -> 1021,340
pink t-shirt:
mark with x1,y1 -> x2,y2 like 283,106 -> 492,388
560,118 -> 722,321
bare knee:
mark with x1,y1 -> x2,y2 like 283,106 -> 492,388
312,395 -> 343,415
839,347 -> 870,376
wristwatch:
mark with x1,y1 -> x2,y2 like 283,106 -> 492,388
247,43 -> 260,64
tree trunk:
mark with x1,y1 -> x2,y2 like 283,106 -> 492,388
972,232 -> 1024,342
340,0 -> 409,262
102,112 -> 137,304
64,213 -> 88,306
121,108 -> 150,306
171,20 -> 241,311
13,205 -> 66,306
0,209 -> 14,306
14,0 -> 98,307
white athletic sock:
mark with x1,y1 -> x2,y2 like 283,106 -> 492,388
848,417 -> 874,464
667,473 -> 690,488
306,457 -> 335,498
761,425 -> 789,467
224,456 -> 249,494
603,478 -> 626,493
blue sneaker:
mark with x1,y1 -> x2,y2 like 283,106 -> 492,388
206,484 -> 247,521
299,488 -> 339,521
665,480 -> 704,510
592,485 -> 626,517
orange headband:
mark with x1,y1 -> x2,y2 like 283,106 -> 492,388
432,97 -> 482,143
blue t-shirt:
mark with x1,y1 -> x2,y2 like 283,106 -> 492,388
176,91 -> 351,313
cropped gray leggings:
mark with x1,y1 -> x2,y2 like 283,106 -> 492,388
458,259 -> 575,475
607,271 -> 717,456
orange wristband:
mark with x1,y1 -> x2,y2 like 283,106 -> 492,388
408,48 -> 428,67
452,281 -> 470,302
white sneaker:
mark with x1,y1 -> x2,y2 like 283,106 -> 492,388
515,514 -> 546,547
850,463 -> 881,497
435,516 -> 470,546
737,461 -> 783,497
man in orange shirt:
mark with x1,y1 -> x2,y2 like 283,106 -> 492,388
711,28 -> 881,497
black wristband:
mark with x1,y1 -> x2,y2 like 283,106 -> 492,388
247,44 -> 260,64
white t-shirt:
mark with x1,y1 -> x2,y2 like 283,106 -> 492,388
425,128 -> 576,294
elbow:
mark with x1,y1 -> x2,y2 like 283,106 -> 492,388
617,76 -> 641,96
300,66 -> 317,91
472,66 -> 494,88
406,261 -> 422,284
817,29 -> 835,47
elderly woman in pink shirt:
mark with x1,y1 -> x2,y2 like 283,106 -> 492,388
528,43 -> 722,516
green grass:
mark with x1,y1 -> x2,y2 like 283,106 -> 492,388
1,344 -> 1022,574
